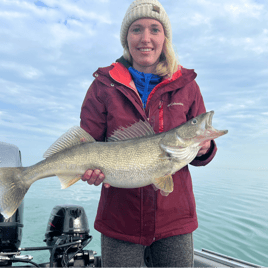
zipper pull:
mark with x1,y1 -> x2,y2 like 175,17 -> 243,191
158,100 -> 163,109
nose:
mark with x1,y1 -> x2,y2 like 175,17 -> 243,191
141,29 -> 150,43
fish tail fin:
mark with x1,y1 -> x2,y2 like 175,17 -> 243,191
153,174 -> 174,196
0,167 -> 30,219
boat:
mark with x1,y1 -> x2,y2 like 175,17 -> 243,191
0,142 -> 263,267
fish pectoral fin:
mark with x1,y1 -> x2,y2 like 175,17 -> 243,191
44,126 -> 95,158
57,174 -> 82,189
151,184 -> 170,196
160,190 -> 170,197
151,183 -> 158,191
160,143 -> 200,163
153,174 -> 173,196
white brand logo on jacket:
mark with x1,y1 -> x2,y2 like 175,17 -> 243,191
167,102 -> 184,108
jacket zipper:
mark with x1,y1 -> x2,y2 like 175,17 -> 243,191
159,100 -> 164,133
140,188 -> 144,244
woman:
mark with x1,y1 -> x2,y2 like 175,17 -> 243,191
80,0 -> 217,266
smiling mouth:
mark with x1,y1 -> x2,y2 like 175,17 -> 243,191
138,48 -> 153,52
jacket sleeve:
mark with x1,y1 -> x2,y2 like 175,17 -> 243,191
80,79 -> 107,141
188,81 -> 217,167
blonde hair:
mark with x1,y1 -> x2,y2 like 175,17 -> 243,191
123,37 -> 179,78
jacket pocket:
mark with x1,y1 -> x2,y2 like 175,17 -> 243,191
167,102 -> 188,127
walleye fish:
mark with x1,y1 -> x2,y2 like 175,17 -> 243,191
0,111 -> 227,218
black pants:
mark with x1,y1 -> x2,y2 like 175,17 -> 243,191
101,233 -> 194,267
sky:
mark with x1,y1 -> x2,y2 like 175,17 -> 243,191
0,0 -> 267,171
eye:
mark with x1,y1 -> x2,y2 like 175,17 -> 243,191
132,27 -> 141,33
191,119 -> 197,124
151,28 -> 160,34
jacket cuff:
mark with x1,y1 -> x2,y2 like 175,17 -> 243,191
190,140 -> 217,167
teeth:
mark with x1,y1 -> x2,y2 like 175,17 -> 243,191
139,48 -> 152,52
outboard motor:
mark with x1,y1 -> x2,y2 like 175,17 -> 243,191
0,142 -> 24,266
44,205 -> 99,267
0,206 -> 24,253
45,205 -> 90,247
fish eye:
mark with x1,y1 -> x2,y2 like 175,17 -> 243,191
191,119 -> 197,124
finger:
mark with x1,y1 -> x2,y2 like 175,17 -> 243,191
204,140 -> 211,148
91,169 -> 101,180
197,143 -> 210,156
104,183 -> 111,188
95,173 -> 105,186
81,169 -> 93,181
197,150 -> 204,157
85,170 -> 98,185
197,151 -> 205,157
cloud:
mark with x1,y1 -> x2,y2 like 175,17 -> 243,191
0,0 -> 267,170
224,1 -> 264,18
0,61 -> 43,79
169,0 -> 268,60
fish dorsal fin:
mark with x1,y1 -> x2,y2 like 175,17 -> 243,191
43,126 -> 95,158
108,120 -> 155,142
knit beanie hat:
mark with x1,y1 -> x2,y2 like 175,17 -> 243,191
120,0 -> 172,49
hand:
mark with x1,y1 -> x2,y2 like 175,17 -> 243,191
197,140 -> 211,157
81,169 -> 110,188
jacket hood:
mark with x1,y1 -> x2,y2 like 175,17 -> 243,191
116,56 -> 132,69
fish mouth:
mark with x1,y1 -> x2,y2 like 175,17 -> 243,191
205,111 -> 228,137
207,110 -> 214,127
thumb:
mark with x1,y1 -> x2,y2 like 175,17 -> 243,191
104,183 -> 111,188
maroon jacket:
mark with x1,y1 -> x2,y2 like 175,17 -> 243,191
80,57 -> 217,246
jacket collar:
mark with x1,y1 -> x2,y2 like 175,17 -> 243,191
107,56 -> 196,106
110,60 -> 133,89
111,56 -> 183,88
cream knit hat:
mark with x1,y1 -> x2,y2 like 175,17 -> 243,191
120,0 -> 172,48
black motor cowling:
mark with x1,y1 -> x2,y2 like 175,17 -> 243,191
44,204 -> 90,247
0,204 -> 24,253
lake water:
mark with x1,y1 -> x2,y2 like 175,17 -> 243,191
20,167 -> 268,267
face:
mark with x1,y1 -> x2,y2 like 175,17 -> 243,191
127,18 -> 165,73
